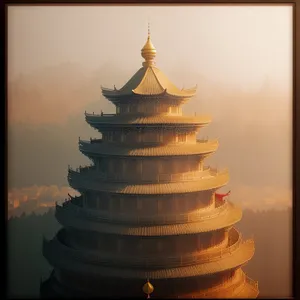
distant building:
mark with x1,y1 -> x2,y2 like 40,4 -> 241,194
41,31 -> 259,298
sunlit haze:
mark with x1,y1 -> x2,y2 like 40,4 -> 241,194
7,5 -> 292,214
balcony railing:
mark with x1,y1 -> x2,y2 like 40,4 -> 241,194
79,138 -> 218,148
56,199 -> 228,225
245,275 -> 259,289
43,229 -> 244,269
67,165 -> 222,185
85,112 -> 116,117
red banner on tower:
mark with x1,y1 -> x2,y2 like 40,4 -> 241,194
215,191 -> 231,201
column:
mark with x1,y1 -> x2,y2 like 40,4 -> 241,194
138,128 -> 142,142
211,232 -> 216,247
157,199 -> 162,213
225,227 -> 230,245
121,129 -> 124,142
97,194 -> 100,210
184,195 -> 189,212
199,160 -> 203,171
83,193 -> 86,208
117,239 -> 122,254
175,237 -> 180,252
157,240 -> 163,253
137,196 -> 142,211
120,197 -> 124,212
212,192 -> 215,206
174,195 -> 179,212
108,194 -> 112,214
159,129 -> 164,143
140,159 -> 143,180
197,234 -> 201,251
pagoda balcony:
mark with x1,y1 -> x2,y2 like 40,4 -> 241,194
54,202 -> 241,236
84,112 -> 211,129
78,138 -> 218,157
68,166 -> 106,181
56,200 -> 228,226
43,228 -> 247,270
178,269 -> 245,298
42,236 -> 253,279
67,167 -> 229,195
85,112 -> 116,117
68,163 -> 226,183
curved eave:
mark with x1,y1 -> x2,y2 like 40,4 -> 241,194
79,140 -> 219,157
43,236 -> 253,279
102,86 -> 197,99
85,114 -> 211,127
55,202 -> 241,236
68,170 -> 229,195
42,267 -> 258,298
102,88 -> 196,100
57,200 -> 221,226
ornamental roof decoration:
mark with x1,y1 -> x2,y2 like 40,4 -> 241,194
101,29 -> 197,98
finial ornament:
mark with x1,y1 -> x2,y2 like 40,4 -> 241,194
148,22 -> 150,37
142,279 -> 154,298
141,22 -> 156,67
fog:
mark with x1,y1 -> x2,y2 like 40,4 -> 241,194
7,5 -> 292,211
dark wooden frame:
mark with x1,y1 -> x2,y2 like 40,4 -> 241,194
3,1 -> 299,299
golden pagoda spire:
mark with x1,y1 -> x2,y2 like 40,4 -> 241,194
141,22 -> 156,67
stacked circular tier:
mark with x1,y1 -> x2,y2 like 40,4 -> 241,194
41,33 -> 259,298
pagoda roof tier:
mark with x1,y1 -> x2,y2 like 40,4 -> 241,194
43,236 -> 254,279
68,169 -> 229,195
44,227 -> 242,269
101,66 -> 197,101
179,269 -> 259,298
56,200 -> 226,226
85,113 -> 211,129
79,139 -> 218,157
55,202 -> 242,236
43,266 -> 258,298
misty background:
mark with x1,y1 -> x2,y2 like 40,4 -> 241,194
7,4 -> 293,298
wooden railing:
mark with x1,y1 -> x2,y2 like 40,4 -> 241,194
67,166 -> 222,185
56,200 -> 228,225
85,112 -> 115,117
245,275 -> 259,289
43,229 -> 243,269
79,138 -> 218,147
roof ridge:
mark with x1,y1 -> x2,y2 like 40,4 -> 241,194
149,66 -> 166,92
132,66 -> 165,94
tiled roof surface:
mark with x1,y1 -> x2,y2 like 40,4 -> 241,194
101,66 -> 197,98
85,114 -> 211,126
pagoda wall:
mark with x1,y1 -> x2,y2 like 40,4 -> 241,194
81,191 -> 214,213
116,102 -> 183,116
58,228 -> 228,258
93,156 -> 206,181
53,267 -> 238,297
102,129 -> 196,144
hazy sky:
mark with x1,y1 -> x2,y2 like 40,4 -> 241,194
8,5 -> 292,90
7,5 -> 293,211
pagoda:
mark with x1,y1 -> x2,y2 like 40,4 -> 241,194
41,29 -> 259,298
